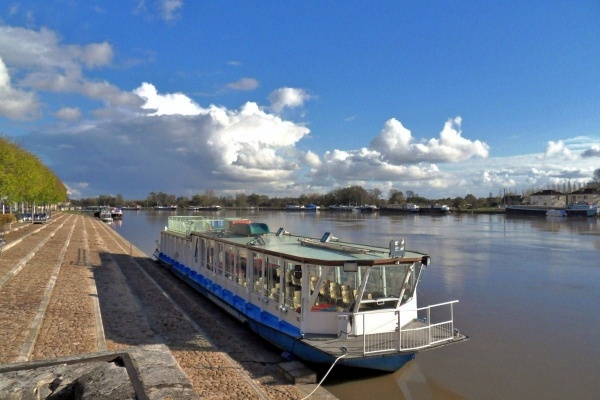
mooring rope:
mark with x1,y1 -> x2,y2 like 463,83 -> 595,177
300,352 -> 347,400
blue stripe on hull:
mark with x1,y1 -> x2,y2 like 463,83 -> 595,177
157,252 -> 414,372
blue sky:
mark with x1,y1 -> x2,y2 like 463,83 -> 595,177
1,1 -> 599,200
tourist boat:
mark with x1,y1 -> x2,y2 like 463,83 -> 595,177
154,205 -> 178,211
110,207 -> 123,220
154,216 -> 468,372
380,204 -> 420,213
285,204 -> 304,211
99,208 -> 113,222
328,204 -> 355,212
419,204 -> 451,214
188,205 -> 222,211
565,201 -> 598,217
358,204 -> 378,212
304,203 -> 320,211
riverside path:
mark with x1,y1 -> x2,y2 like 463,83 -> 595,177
0,212 -> 335,399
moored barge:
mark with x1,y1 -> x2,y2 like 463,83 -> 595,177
154,216 -> 468,372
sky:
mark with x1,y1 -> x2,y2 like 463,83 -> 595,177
0,1 -> 599,201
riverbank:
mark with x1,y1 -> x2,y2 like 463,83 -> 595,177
0,212 -> 335,399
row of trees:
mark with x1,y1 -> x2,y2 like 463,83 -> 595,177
0,136 -> 68,213
71,186 -> 504,210
69,168 -> 600,211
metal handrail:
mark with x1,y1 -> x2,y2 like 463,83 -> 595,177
361,300 -> 459,355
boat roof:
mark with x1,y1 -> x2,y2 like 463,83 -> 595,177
165,216 -> 428,266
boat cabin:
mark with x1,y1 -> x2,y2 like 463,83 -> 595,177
159,217 -> 430,339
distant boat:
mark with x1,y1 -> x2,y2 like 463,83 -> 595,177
304,203 -> 320,211
380,204 -> 420,213
154,205 -> 178,211
565,201 -> 598,217
546,209 -> 567,217
121,205 -> 141,210
358,204 -> 378,212
285,204 -> 304,211
110,207 -> 123,220
188,205 -> 222,211
328,204 -> 355,212
99,208 -> 113,222
419,204 -> 450,215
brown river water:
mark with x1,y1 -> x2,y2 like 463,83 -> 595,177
110,210 -> 600,400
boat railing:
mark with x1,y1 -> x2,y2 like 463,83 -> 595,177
361,300 -> 459,355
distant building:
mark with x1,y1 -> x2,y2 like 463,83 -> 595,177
529,190 -> 566,207
568,187 -> 600,205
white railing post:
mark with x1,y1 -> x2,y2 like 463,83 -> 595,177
427,306 -> 431,345
397,311 -> 402,351
362,313 -> 366,355
451,302 -> 454,337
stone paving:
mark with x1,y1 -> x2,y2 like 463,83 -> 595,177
0,213 -> 337,399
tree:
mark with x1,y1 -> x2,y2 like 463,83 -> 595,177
388,189 -> 405,204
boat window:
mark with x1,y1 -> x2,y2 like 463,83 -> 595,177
194,237 -> 199,264
237,249 -> 247,287
224,245 -> 235,280
252,253 -> 267,296
206,240 -> 214,271
217,243 -> 224,276
358,264 -> 420,311
282,262 -> 298,310
266,257 -> 281,302
307,265 -> 361,312
400,262 -> 423,304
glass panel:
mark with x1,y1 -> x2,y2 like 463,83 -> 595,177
206,240 -> 214,271
224,245 -> 235,280
216,243 -> 224,275
282,262 -> 296,310
252,252 -> 266,296
266,256 -> 281,302
400,262 -> 422,304
359,265 -> 409,310
237,249 -> 248,287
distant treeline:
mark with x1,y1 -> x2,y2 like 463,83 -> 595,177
70,169 -> 600,210
70,187 -> 507,210
0,135 -> 68,211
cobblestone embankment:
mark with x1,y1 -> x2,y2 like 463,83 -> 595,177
0,213 -> 336,399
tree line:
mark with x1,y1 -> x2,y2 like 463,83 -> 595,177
0,135 -> 68,213
72,168 -> 600,211
71,186 -> 506,210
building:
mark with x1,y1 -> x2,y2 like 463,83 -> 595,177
528,190 -> 566,207
568,187 -> 600,205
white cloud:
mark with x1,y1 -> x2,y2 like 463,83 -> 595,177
370,117 -> 489,164
268,87 -> 311,113
160,0 -> 183,21
134,82 -> 202,115
226,77 -> 259,91
542,140 -> 576,160
55,107 -> 81,121
0,25 -> 141,116
75,42 -> 114,68
0,56 -> 39,120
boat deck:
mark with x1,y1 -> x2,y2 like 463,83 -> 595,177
301,319 -> 468,359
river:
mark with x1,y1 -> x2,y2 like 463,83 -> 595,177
109,209 -> 600,400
